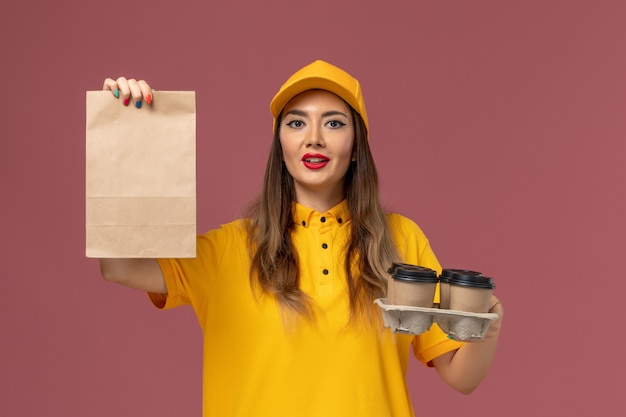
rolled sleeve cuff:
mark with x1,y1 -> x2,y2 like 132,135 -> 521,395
413,323 -> 465,367
147,258 -> 186,310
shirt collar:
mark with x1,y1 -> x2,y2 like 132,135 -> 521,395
293,199 -> 350,228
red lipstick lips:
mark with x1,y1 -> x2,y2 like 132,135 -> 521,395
302,153 -> 330,169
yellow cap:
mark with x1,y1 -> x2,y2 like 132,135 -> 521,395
270,60 -> 369,133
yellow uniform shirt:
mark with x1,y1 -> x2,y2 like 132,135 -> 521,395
152,200 -> 463,417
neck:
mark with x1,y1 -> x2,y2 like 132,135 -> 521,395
295,187 -> 345,213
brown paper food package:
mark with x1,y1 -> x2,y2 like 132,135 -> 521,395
85,91 -> 196,258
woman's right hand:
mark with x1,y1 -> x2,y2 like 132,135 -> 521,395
102,77 -> 153,108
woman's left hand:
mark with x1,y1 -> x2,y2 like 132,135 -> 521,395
483,294 -> 504,340
102,76 -> 153,108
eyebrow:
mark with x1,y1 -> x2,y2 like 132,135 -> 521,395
284,109 -> 350,119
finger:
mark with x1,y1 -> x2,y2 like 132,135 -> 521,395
116,77 -> 132,106
488,295 -> 504,318
137,79 -> 153,105
102,78 -> 120,98
127,78 -> 144,108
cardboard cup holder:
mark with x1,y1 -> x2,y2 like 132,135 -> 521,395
374,298 -> 499,341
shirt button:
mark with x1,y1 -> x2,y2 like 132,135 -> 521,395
337,218 -> 343,224
322,269 -> 329,275
322,243 -> 328,249
320,216 -> 326,223
302,220 -> 306,226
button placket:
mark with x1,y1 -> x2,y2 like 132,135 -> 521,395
317,216 -> 334,291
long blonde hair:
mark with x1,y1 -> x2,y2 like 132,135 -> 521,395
246,107 -> 400,322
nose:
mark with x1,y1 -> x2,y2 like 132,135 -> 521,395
305,123 -> 325,147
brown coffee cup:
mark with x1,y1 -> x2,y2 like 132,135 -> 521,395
448,272 -> 495,313
390,265 -> 439,308
438,271 -> 451,310
439,269 -> 483,310
386,262 -> 425,304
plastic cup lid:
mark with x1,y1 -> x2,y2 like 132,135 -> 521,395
440,269 -> 482,278
387,262 -> 426,274
440,269 -> 482,283
392,265 -> 438,283
448,273 -> 495,289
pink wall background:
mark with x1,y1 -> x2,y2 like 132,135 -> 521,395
2,0 -> 625,415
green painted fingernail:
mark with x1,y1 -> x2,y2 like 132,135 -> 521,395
114,88 -> 119,98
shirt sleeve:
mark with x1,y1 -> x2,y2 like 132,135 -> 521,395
387,213 -> 465,366
148,256 -> 192,309
147,219 -> 248,314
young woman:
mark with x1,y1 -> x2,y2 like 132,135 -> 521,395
99,60 -> 504,417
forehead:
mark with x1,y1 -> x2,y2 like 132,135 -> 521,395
283,89 -> 352,114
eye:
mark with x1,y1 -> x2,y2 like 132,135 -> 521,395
327,120 -> 346,129
286,120 -> 305,128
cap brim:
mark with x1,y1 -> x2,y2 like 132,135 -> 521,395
270,76 -> 360,120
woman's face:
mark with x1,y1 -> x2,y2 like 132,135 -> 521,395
279,89 -> 355,207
